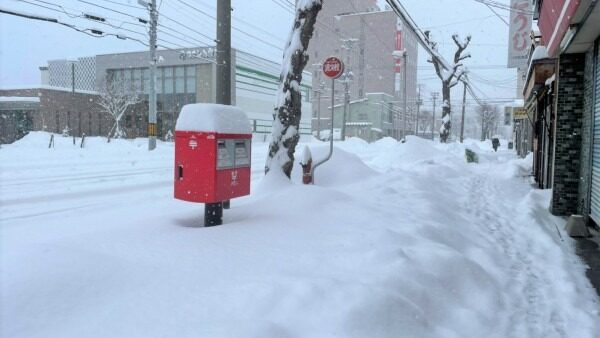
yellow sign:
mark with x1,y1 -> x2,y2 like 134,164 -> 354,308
513,107 -> 528,120
148,123 -> 157,137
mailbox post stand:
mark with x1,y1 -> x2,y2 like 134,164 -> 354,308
205,202 -> 223,226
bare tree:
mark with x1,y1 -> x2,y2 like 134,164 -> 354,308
265,0 -> 323,178
424,31 -> 471,143
478,103 -> 500,140
419,110 -> 432,136
98,76 -> 140,139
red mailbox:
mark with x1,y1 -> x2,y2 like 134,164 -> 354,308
174,103 -> 252,204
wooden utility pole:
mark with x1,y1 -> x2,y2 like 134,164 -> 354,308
431,92 -> 439,140
460,81 -> 467,143
205,0 -> 232,226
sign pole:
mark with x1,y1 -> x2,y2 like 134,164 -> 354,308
311,56 -> 344,184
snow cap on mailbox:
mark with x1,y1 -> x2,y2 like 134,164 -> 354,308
176,103 -> 251,134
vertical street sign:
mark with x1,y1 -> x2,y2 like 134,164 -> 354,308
507,0 -> 533,68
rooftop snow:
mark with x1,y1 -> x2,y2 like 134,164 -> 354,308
531,46 -> 549,61
175,103 -> 252,134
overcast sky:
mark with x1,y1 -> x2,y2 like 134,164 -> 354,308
0,0 -> 518,111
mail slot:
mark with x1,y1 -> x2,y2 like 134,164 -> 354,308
174,103 -> 252,203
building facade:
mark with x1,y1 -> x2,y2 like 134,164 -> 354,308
526,0 -> 600,223
0,87 -> 107,143
328,92 -> 396,142
2,47 -> 313,143
307,0 -> 418,139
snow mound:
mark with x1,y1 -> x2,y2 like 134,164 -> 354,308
291,144 -> 377,186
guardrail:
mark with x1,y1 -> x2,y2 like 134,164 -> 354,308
251,119 -> 312,136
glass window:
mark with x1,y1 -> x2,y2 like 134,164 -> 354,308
142,68 -> 149,94
133,69 -> 141,91
157,68 -> 164,94
175,77 -> 185,94
175,66 -> 184,78
186,77 -> 196,94
185,66 -> 196,94
165,79 -> 173,94
164,67 -> 173,94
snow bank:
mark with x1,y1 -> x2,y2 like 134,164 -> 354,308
175,103 -> 251,134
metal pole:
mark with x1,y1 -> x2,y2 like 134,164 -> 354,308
148,0 -> 158,150
205,0 -> 231,225
460,81 -> 467,143
402,50 -> 407,141
316,89 -> 321,139
216,0 -> 232,106
342,80 -> 349,141
311,79 -> 335,183
431,92 -> 438,140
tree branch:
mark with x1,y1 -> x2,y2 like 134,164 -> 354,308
452,34 -> 471,64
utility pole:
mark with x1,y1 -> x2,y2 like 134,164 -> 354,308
312,63 -> 324,140
216,0 -> 232,106
431,92 -> 439,140
481,108 -> 486,141
415,84 -> 422,136
402,50 -> 407,141
460,81 -> 467,143
203,0 -> 232,226
139,0 -> 158,150
340,38 -> 357,141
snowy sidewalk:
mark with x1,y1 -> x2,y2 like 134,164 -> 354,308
1,133 -> 599,338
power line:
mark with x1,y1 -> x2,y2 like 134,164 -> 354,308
0,7 -> 148,45
77,0 -> 146,22
175,0 -> 283,51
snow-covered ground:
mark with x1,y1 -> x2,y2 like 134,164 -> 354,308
1,132 -> 599,338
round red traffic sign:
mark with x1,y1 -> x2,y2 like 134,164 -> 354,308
322,57 -> 344,79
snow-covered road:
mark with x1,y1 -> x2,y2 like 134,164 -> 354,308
1,133 -> 598,338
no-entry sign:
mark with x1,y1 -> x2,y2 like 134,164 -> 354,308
322,57 -> 344,79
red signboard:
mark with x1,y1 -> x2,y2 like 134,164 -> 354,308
395,30 -> 403,73
538,0 -> 581,57
322,57 -> 344,79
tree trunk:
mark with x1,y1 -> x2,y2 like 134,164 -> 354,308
265,1 -> 323,178
440,84 -> 451,143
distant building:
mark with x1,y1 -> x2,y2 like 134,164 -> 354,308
307,0 -> 418,139
329,92 -> 396,142
1,48 -> 313,143
0,87 -> 107,144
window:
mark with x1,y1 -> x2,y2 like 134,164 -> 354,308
164,67 -> 173,94
156,68 -> 164,94
185,66 -> 196,94
175,66 -> 185,94
133,69 -> 142,92
142,68 -> 149,94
